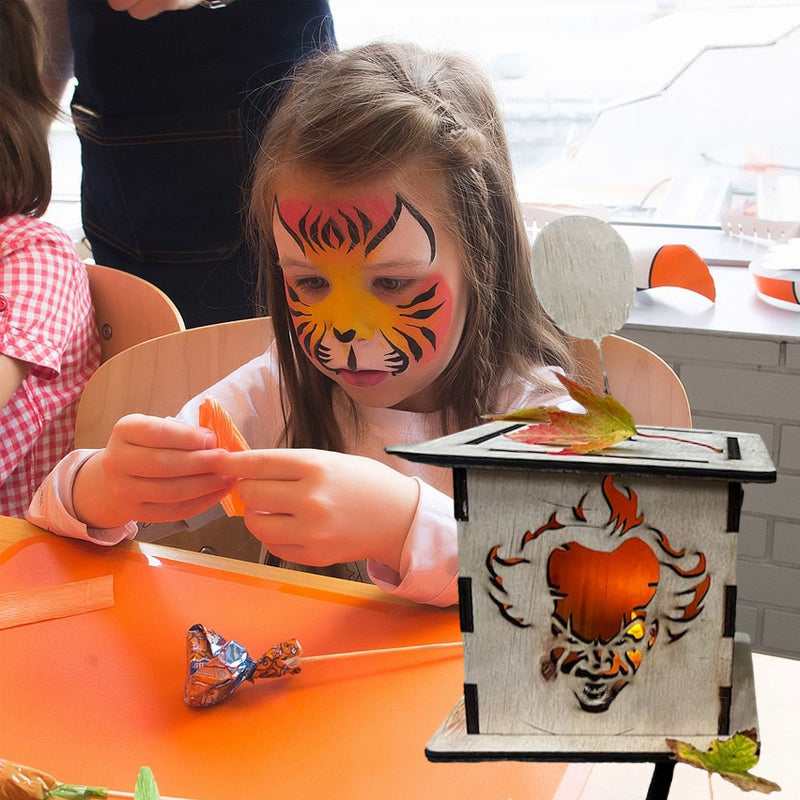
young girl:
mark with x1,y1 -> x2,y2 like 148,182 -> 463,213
1,0 -> 100,517
29,41 -> 573,606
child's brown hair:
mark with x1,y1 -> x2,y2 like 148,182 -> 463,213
249,41 -> 571,450
0,0 -> 59,218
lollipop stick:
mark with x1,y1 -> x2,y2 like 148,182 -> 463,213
303,640 -> 463,663
106,791 -> 203,800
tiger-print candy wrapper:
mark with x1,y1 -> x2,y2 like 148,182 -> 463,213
184,623 -> 302,708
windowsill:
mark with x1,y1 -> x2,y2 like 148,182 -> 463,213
625,265 -> 800,341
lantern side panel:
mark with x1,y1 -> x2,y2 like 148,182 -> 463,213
459,470 -> 736,738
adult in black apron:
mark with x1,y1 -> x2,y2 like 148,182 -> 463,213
66,0 -> 336,327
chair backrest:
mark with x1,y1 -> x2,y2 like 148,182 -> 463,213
75,316 -> 272,449
74,316 -> 272,561
570,334 -> 691,428
86,263 -> 185,363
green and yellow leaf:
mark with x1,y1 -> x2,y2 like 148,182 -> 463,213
665,731 -> 781,794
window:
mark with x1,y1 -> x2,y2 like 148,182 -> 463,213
332,0 -> 800,236
50,2 -> 800,259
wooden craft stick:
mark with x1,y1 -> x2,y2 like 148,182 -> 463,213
0,575 -> 114,630
303,640 -> 463,663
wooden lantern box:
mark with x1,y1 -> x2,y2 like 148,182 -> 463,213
388,423 -> 776,762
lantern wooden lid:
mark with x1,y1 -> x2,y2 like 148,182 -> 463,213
388,422 -> 775,483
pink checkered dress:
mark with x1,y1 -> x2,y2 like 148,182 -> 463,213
1,215 -> 100,517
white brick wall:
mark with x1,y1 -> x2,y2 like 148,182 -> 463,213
623,325 -> 800,659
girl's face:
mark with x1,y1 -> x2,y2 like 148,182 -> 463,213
272,169 -> 467,412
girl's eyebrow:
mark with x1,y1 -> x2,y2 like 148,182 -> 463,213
369,259 -> 431,271
280,258 -> 432,271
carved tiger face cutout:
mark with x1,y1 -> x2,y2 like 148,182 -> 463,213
272,174 -> 466,412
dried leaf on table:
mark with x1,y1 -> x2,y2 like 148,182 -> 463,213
665,731 -> 781,794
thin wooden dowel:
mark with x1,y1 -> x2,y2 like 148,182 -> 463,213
303,640 -> 463,663
106,791 -> 203,800
0,575 -> 114,630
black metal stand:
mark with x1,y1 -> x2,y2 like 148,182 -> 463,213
645,761 -> 676,800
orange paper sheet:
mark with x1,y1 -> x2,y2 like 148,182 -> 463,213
0,536 -> 570,800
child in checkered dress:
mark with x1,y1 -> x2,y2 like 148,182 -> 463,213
0,0 -> 100,516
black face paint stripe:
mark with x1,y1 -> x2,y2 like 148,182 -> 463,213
400,197 -> 436,262
413,325 -> 436,349
275,199 -> 307,255
364,194 -> 403,257
308,212 -> 323,249
321,218 -> 345,249
347,346 -> 357,370
338,209 -> 361,252
392,327 -> 424,361
298,208 -> 318,254
356,208 -> 373,239
400,302 -> 444,320
397,282 -> 438,309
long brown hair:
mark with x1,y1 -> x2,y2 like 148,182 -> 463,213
249,41 -> 571,450
0,0 -> 59,218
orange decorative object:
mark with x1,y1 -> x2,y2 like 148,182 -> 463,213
648,244 -> 716,302
197,396 -> 248,516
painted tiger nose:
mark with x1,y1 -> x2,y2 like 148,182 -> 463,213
333,327 -> 356,343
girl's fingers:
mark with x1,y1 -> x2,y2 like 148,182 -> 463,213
213,448 -> 315,481
243,508 -> 295,539
124,473 -> 235,504
137,485 -> 237,524
114,414 -> 217,451
114,444 -> 228,480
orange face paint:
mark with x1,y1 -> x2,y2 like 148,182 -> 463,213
273,174 -> 467,413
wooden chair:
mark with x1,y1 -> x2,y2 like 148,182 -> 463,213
74,316 -> 273,561
571,334 -> 692,428
86,263 -> 185,363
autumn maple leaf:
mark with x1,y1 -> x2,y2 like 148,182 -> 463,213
665,730 -> 781,795
485,373 -> 719,456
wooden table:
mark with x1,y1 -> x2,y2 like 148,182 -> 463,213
0,518 -> 587,800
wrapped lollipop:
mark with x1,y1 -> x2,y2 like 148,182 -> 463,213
0,762 -> 176,800
184,624 -> 302,708
184,623 -> 463,708
0,759 -> 112,800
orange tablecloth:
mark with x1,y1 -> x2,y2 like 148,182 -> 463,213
0,531 -> 572,799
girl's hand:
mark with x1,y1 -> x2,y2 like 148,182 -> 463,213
213,449 -> 420,572
72,413 -> 235,528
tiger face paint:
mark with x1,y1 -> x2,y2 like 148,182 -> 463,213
273,174 -> 466,412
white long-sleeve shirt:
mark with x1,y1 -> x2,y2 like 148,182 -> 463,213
28,345 -> 570,607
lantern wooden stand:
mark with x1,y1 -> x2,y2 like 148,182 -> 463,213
389,423 -> 776,800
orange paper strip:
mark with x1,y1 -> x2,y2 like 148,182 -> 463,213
198,396 -> 249,516
0,575 -> 114,630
